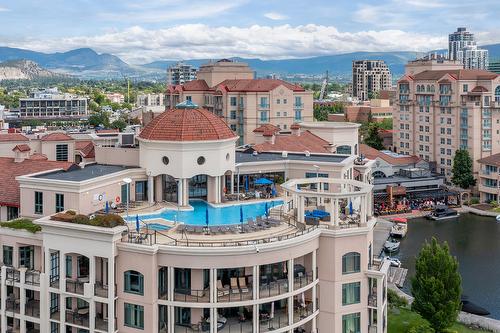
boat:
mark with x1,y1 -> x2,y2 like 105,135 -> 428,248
390,223 -> 408,238
496,215 -> 500,222
461,296 -> 490,316
426,205 -> 459,220
383,239 -> 400,252
383,256 -> 402,267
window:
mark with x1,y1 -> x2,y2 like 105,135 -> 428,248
124,303 -> 144,329
463,84 -> 468,92
440,138 -> 445,144
230,124 -> 237,131
342,252 -> 360,274
19,246 -> 34,269
55,193 -> 64,213
56,144 -> 68,161
342,313 -> 360,333
35,191 -> 43,214
230,110 -> 237,119
230,96 -> 237,106
276,111 -> 281,117
342,282 -> 361,305
283,112 -> 287,117
7,206 -> 18,221
124,270 -> 144,295
295,96 -> 302,106
276,99 -> 280,104
283,98 -> 287,104
260,97 -> 268,108
295,110 -> 302,120
66,256 -> 72,278
3,246 -> 13,266
260,111 -> 268,122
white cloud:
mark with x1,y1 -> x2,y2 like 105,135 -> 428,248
0,6 -> 9,12
3,24 -> 457,64
264,12 -> 288,20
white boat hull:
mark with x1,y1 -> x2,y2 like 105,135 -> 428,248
427,213 -> 460,221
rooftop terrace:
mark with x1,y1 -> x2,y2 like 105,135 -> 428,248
34,164 -> 135,181
235,151 -> 348,164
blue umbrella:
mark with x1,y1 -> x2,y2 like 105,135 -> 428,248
349,201 -> 353,215
265,201 -> 269,217
244,175 -> 249,192
105,201 -> 109,214
255,178 -> 273,185
205,207 -> 209,227
240,205 -> 244,223
135,215 -> 140,232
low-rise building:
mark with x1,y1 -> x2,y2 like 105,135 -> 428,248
477,153 -> 500,203
329,99 -> 393,123
105,93 -> 125,104
19,88 -> 87,120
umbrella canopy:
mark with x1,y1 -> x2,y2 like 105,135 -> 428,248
205,207 -> 209,227
392,217 -> 408,223
105,201 -> 109,214
135,215 -> 140,232
255,177 -> 273,185
240,205 -> 244,223
244,175 -> 249,192
349,201 -> 353,215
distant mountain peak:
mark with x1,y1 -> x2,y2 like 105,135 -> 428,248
0,59 -> 66,81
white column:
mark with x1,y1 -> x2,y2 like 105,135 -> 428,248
42,248 -> 51,333
177,179 -> 183,206
334,199 -> 339,226
89,256 -> 96,331
183,178 -> 189,206
108,254 -> 115,333
210,268 -> 216,303
361,196 -> 367,224
288,259 -> 294,327
0,266 -> 6,333
312,249 -> 318,331
148,175 -> 154,204
230,173 -> 235,194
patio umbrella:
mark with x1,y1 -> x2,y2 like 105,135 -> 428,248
135,215 -> 140,232
205,207 -> 209,227
392,217 -> 408,223
240,205 -> 244,223
265,202 -> 269,217
105,201 -> 109,214
244,175 -> 249,192
255,178 -> 273,185
349,201 -> 353,215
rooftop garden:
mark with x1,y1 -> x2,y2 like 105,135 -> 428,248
50,210 -> 125,228
0,218 -> 41,233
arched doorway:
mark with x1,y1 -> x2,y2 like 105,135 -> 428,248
162,175 -> 178,203
189,174 -> 208,199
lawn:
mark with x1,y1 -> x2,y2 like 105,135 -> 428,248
388,307 -> 490,333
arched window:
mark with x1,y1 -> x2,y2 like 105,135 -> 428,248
495,86 -> 500,102
416,85 -> 420,92
336,145 -> 352,155
426,85 -> 430,92
342,252 -> 360,274
430,85 -> 435,92
372,171 -> 386,178
124,270 -> 144,295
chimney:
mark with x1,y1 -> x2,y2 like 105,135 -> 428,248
14,150 -> 29,163
263,130 -> 275,144
291,123 -> 301,136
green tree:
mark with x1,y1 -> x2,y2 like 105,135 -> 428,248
451,149 -> 476,189
363,123 -> 384,150
379,118 -> 393,130
367,110 -> 374,123
411,238 -> 461,333
110,119 -> 127,132
87,112 -> 110,128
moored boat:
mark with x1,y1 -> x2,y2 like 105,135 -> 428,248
390,223 -> 408,238
426,205 -> 459,220
383,239 -> 400,252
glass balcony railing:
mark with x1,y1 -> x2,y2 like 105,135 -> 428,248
259,104 -> 270,110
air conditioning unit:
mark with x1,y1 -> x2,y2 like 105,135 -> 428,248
119,133 -> 136,147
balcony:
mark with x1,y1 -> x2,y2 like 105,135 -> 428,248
94,281 -> 110,298
174,288 -> 210,303
6,298 -> 20,314
368,294 -> 378,307
258,104 -> 270,110
259,279 -> 288,299
6,267 -> 20,283
293,103 -> 304,109
294,271 -> 314,290
25,270 -> 40,286
66,309 -> 89,328
66,278 -> 86,295
25,299 -> 40,318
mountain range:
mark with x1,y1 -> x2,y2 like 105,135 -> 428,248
0,59 -> 67,81
0,44 -> 499,80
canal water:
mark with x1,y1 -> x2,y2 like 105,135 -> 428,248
394,213 -> 500,319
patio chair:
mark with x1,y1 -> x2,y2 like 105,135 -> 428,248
194,226 -> 204,233
230,277 -> 240,294
238,277 -> 249,293
209,226 -> 219,234
228,225 -> 239,233
186,225 -> 195,233
217,280 -> 230,297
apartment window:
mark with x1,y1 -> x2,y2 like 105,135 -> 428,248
419,125 -> 424,131
404,133 -> 408,139
440,138 -> 445,144
124,303 -> 144,329
440,128 -> 445,134
405,143 -> 409,148
3,246 -> 13,266
35,191 -> 43,215
276,99 -> 280,104
230,97 -> 237,106
463,84 -> 468,92
447,118 -> 452,125
447,149 -> 452,155
19,246 -> 34,269
295,96 -> 302,106
440,148 -> 445,154
419,145 -> 424,151
283,112 -> 287,117
342,282 -> 361,305
276,111 -> 281,117
447,139 -> 452,145
50,322 -> 59,333
260,97 -> 268,108
425,146 -> 429,152
55,193 -> 64,213
405,124 -> 409,130
66,256 -> 72,278
447,159 -> 452,166
425,136 -> 429,142
185,96 -> 192,101
7,207 -> 18,221
283,124 -> 287,129
342,313 -> 360,333
230,124 -> 237,131
295,110 -> 302,120
441,158 -> 445,165
342,252 -> 360,274
425,126 -> 429,132
260,111 -> 268,122
124,270 -> 144,295
447,128 -> 452,135
283,99 -> 287,104
55,144 -> 68,161
405,133 -> 409,139
230,111 -> 237,120
400,124 -> 405,130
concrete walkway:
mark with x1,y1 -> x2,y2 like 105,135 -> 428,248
373,218 -> 393,257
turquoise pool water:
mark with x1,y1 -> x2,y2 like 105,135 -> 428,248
146,223 -> 171,231
131,200 -> 283,226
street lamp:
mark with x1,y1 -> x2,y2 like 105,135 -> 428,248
123,177 -> 132,222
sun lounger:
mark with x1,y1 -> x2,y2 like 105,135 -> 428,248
217,280 -> 230,297
238,277 -> 249,293
194,226 -> 204,233
186,225 -> 195,233
228,225 -> 239,233
230,277 -> 240,294
177,224 -> 186,232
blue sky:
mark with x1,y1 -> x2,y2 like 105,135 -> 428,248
0,0 -> 499,63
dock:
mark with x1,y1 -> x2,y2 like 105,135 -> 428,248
373,218 -> 393,256
388,267 -> 408,288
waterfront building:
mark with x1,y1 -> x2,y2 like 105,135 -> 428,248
477,153 -> 500,203
448,27 -> 489,70
164,60 -> 313,145
352,60 -> 392,101
19,88 -> 87,120
393,59 -> 500,181
167,62 -> 197,85
0,101 -> 387,333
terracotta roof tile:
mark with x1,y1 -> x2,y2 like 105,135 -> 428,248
40,133 -> 73,141
216,79 -> 305,92
251,131 -> 331,154
139,107 -> 236,142
12,144 -> 31,152
0,157 -> 75,207
253,124 -> 280,134
75,141 -> 95,158
411,69 -> 498,81
0,133 -> 29,142
360,144 -> 421,165
478,153 -> 500,167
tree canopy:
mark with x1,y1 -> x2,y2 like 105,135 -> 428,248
313,102 -> 345,121
451,149 -> 476,189
363,123 -> 384,150
411,238 -> 461,332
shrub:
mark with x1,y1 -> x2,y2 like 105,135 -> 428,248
408,321 -> 435,333
470,197 -> 480,205
72,214 -> 90,224
0,218 -> 41,233
388,288 -> 408,308
66,210 -> 77,215
90,214 -> 125,228
490,200 -> 498,208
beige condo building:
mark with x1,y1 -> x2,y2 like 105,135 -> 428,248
352,61 -> 392,101
393,58 -> 500,180
164,60 -> 313,145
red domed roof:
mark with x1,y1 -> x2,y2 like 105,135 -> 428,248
139,104 -> 236,142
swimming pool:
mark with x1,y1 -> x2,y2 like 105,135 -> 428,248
131,200 -> 283,226
146,223 -> 171,231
